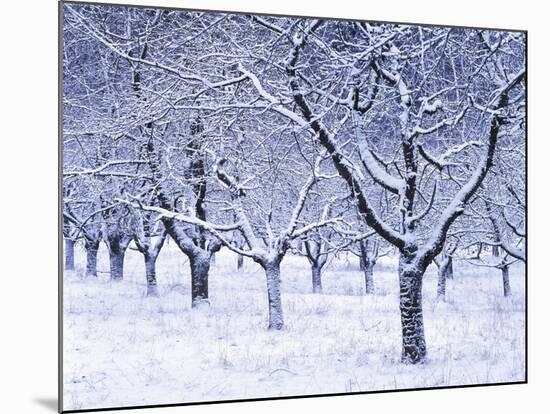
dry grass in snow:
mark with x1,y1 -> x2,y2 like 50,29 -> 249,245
63,243 -> 525,411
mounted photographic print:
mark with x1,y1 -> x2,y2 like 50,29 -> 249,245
60,1 -> 527,412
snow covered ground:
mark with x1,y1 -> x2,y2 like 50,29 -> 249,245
62,242 -> 525,411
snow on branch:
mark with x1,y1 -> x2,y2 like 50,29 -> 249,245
353,111 -> 405,194
281,24 -> 405,250
406,181 -> 438,226
117,197 -> 264,260
279,160 -> 321,240
412,102 -> 471,136
66,5 -> 249,92
417,69 -> 525,266
237,64 -> 308,127
485,200 -> 525,263
418,141 -> 482,170
119,198 -> 240,232
212,158 -> 263,251
64,160 -> 149,177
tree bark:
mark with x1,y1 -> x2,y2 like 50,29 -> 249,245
64,238 -> 75,271
364,260 -> 375,294
502,263 -> 511,297
109,249 -> 125,281
144,254 -> 159,297
263,260 -> 284,330
85,239 -> 99,277
311,263 -> 322,293
190,253 -> 211,307
445,256 -> 454,279
359,255 -> 366,271
399,254 -> 426,364
436,262 -> 448,301
359,243 -> 375,294
106,235 -> 130,281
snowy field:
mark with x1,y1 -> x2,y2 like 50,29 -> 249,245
62,242 -> 525,411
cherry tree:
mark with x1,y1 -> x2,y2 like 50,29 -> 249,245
224,19 -> 525,362
433,241 -> 457,301
299,230 -> 331,294
128,122 -> 341,329
62,5 -> 525,364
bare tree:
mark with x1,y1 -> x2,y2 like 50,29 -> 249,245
300,231 -> 331,293
233,20 -> 525,362
130,205 -> 167,296
63,6 -> 525,364
433,241 -> 457,301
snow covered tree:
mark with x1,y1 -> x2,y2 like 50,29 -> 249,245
228,19 -> 525,362
62,216 -> 78,272
129,205 -> 167,296
359,239 -> 380,295
62,4 -> 525,363
129,126 -> 341,329
301,231 -> 331,294
433,241 -> 457,301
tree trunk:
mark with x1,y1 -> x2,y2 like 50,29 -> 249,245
311,263 -> 322,293
109,249 -> 125,281
85,239 -> 99,277
359,255 -> 366,271
237,254 -> 244,270
436,262 -> 447,301
364,260 -> 375,294
190,254 -> 211,307
474,242 -> 482,259
492,245 -> 500,257
502,263 -> 511,297
145,254 -> 159,297
107,236 -> 129,281
445,256 -> 454,279
398,254 -> 426,364
263,260 -> 284,330
359,244 -> 375,294
64,238 -> 75,271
